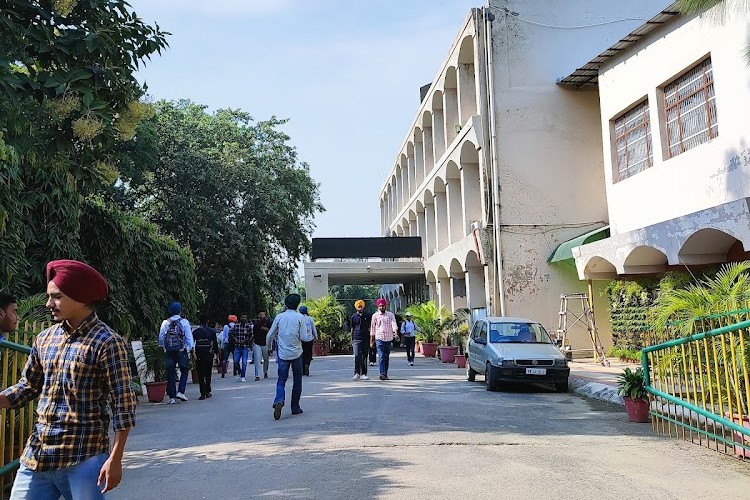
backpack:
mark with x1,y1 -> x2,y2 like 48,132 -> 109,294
194,328 -> 215,355
164,319 -> 186,352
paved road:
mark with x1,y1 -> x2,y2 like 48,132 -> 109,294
113,352 -> 750,499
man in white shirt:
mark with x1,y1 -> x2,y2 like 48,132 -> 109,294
158,302 -> 195,404
266,294 -> 305,420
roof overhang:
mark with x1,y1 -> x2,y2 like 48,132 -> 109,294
556,3 -> 682,88
548,225 -> 610,263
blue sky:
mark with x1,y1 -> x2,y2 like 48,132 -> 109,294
129,0 -> 481,239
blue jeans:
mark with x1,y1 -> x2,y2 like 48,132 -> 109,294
10,453 -> 108,499
234,346 -> 249,378
377,339 -> 392,376
165,349 -> 189,398
274,355 -> 303,412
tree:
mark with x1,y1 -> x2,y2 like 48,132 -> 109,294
330,284 -> 381,318
123,100 -> 324,321
677,0 -> 750,60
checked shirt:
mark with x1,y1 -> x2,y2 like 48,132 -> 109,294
370,311 -> 398,342
1,313 -> 136,471
231,321 -> 254,348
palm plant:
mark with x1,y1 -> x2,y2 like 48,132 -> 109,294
16,292 -> 50,325
405,300 -> 451,344
677,0 -> 750,62
303,294 -> 346,345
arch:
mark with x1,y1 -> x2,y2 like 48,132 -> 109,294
416,200 -> 425,213
413,127 -> 422,143
623,245 -> 668,274
678,228 -> 742,265
431,90 -> 446,159
457,36 -> 474,65
422,110 -> 433,128
446,160 -> 460,179
456,36 -> 477,125
432,176 -> 446,194
449,258 -> 464,277
460,140 -> 482,235
465,249 -> 481,269
459,140 -> 479,163
443,67 -> 459,145
426,270 -> 437,284
422,188 -> 434,206
465,249 -> 486,309
583,256 -> 617,280
437,265 -> 449,279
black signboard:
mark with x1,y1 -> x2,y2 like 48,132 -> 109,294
311,237 -> 422,260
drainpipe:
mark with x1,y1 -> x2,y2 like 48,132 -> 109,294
483,6 -> 506,316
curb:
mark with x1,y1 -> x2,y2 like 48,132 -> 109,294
569,376 -> 624,406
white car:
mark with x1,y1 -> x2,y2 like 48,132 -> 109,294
466,316 -> 570,392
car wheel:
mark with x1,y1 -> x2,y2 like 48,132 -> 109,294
555,380 -> 569,393
467,361 -> 476,382
485,364 -> 498,392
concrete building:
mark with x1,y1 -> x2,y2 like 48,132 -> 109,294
379,0 -> 661,347
569,3 -> 750,280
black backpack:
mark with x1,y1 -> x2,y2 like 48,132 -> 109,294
194,328 -> 214,354
164,319 -> 185,352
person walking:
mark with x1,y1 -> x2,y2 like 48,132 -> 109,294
299,306 -> 318,376
220,315 -> 237,378
370,298 -> 399,380
0,293 -> 19,340
0,259 -> 136,498
159,301 -> 194,404
400,312 -> 420,366
266,294 -> 305,420
252,310 -> 272,380
192,313 -> 219,400
350,299 -> 371,380
232,314 -> 253,382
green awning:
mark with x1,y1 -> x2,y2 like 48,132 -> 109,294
548,225 -> 610,263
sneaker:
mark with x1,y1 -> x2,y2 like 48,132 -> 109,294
206,393 -> 212,398
176,392 -> 188,402
168,398 -> 176,404
241,377 -> 247,382
264,373 -> 268,379
255,377 -> 260,381
292,408 -> 303,415
360,375 -> 369,380
369,362 -> 375,366
409,362 -> 414,366
352,374 -> 360,380
273,401 -> 284,420
199,394 -> 206,400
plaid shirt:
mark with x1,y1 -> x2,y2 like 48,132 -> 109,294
1,313 -> 136,471
371,311 -> 398,342
231,322 -> 253,348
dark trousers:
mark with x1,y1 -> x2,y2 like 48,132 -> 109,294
302,340 -> 313,375
404,336 -> 416,363
274,355 -> 303,412
353,340 -> 369,375
368,341 -> 377,364
165,350 -> 189,398
196,356 -> 213,395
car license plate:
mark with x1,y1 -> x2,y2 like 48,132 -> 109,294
526,368 -> 546,375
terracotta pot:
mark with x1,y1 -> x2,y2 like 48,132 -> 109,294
725,413 -> 750,458
454,354 -> 467,368
421,342 -> 438,358
439,345 -> 458,363
191,368 -> 199,384
312,342 -> 328,357
623,397 -> 650,423
145,381 -> 167,403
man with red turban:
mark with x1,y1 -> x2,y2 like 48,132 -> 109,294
0,259 -> 136,498
370,298 -> 399,380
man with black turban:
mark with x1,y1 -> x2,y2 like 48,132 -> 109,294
0,259 -> 136,497
266,294 -> 305,420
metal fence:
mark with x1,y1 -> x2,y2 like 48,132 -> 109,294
644,311 -> 750,458
0,322 -> 46,496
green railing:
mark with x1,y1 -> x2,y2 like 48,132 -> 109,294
0,324 -> 44,496
644,312 -> 750,458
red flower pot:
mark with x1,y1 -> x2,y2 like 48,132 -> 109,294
454,354 -> 466,368
623,397 -> 650,423
145,381 -> 167,403
421,342 -> 438,358
725,413 -> 750,458
439,346 -> 458,363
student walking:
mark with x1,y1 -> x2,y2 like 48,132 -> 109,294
220,315 -> 237,377
266,294 -> 305,420
0,259 -> 136,498
370,298 -> 399,380
400,312 -> 420,366
232,314 -> 254,382
192,313 -> 219,399
350,299 -> 371,380
159,302 -> 194,404
299,306 -> 318,376
252,310 -> 272,380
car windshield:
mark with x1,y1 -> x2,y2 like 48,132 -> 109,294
489,322 -> 553,344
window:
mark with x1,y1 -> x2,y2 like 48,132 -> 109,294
478,322 -> 487,343
613,99 -> 653,182
664,58 -> 718,157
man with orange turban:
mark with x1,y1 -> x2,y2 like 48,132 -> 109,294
350,299 -> 371,380
0,259 -> 136,497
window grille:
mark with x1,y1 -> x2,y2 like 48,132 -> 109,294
613,99 -> 652,182
664,58 -> 718,157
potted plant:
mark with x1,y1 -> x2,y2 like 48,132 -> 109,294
304,295 -> 346,357
142,340 -> 168,403
451,328 -> 468,368
616,367 -> 650,423
189,354 -> 199,384
406,301 -> 450,358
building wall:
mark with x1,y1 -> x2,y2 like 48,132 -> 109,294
598,10 -> 750,235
